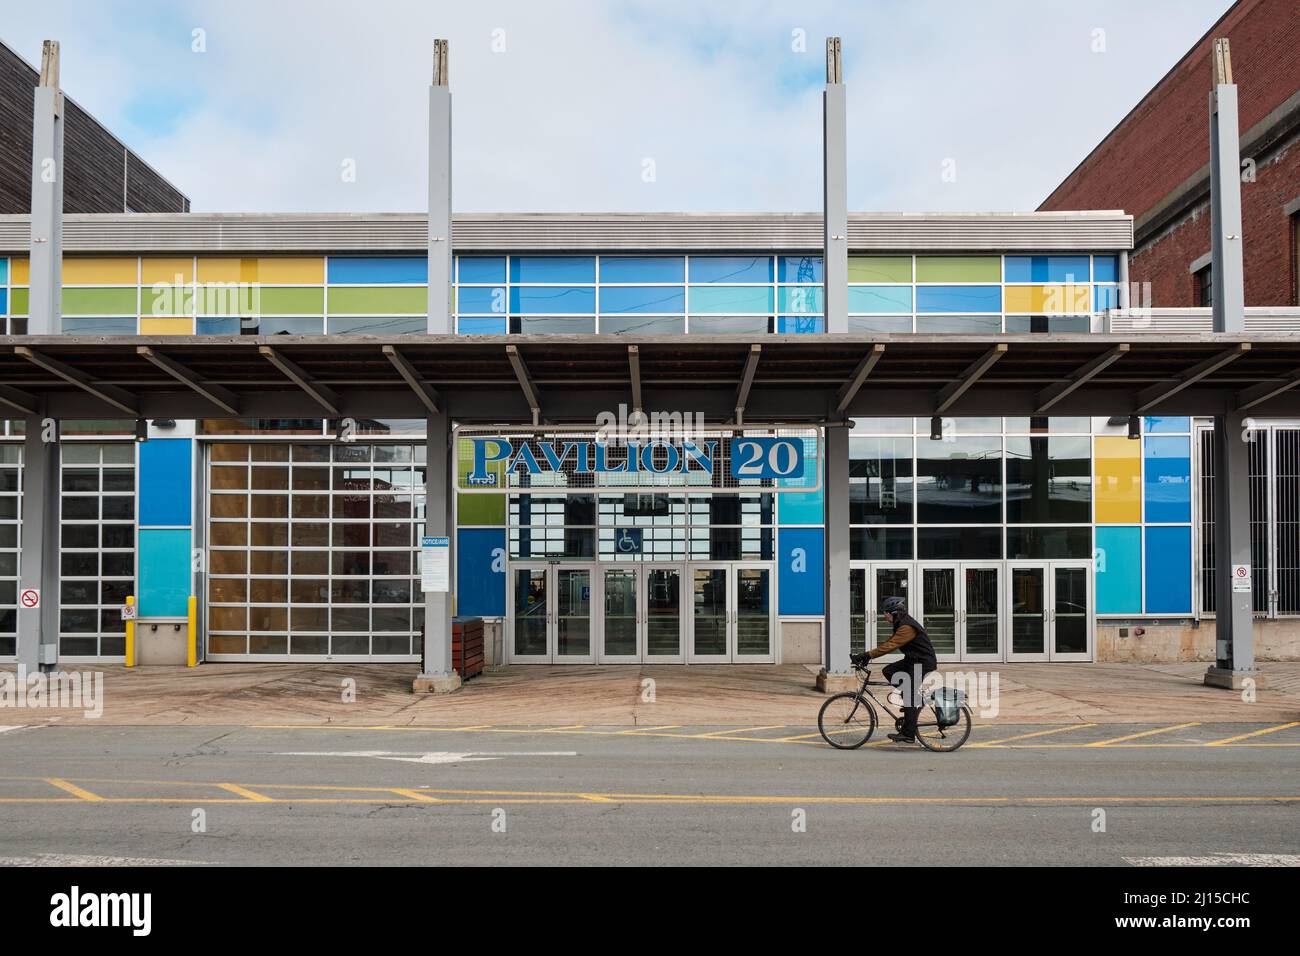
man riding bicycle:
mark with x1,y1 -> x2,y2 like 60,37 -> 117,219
850,595 -> 936,744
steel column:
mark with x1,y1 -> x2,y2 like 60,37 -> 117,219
427,39 -> 452,335
28,41 -> 62,336
823,38 -> 847,335
17,417 -> 60,672
1204,39 -> 1256,689
819,424 -> 852,687
417,411 -> 460,691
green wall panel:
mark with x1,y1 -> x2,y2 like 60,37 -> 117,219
848,256 -> 912,283
458,492 -> 506,525
328,287 -> 427,314
915,256 -> 1000,283
260,287 -> 325,315
61,287 -> 138,315
9,288 -> 26,314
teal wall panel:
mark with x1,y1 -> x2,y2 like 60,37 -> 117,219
139,528 -> 191,617
1095,526 -> 1141,614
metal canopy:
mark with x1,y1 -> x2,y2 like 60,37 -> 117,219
2,333 -> 1299,422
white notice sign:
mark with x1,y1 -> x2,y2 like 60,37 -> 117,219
421,536 -> 450,593
1232,564 -> 1251,594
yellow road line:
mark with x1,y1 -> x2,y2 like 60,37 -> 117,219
390,788 -> 442,803
690,725 -> 788,738
217,783 -> 274,802
616,725 -> 682,734
532,724 -> 587,733
4,780 -> 1300,808
1086,722 -> 1201,747
973,723 -> 1098,746
1205,721 -> 1300,746
44,777 -> 104,801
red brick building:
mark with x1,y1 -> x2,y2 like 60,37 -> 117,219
1039,0 -> 1300,308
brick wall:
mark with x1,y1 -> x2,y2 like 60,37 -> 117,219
1039,0 -> 1300,308
1133,132 -> 1299,306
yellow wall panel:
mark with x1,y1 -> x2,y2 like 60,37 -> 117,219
253,257 -> 324,284
1004,284 -> 1091,313
10,258 -> 29,284
196,257 -> 324,285
62,257 -> 138,285
1094,436 -> 1142,523
140,317 -> 194,335
141,257 -> 194,285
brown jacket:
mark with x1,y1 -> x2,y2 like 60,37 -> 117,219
867,613 -> 937,663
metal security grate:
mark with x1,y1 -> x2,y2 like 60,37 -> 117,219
1198,425 -> 1296,618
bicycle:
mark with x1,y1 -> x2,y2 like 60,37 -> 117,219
817,657 -> 972,752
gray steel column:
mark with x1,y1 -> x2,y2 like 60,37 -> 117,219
18,42 -> 64,674
17,418 -> 60,673
823,37 -> 848,335
29,41 -> 63,336
819,425 -> 851,688
427,39 -> 452,335
417,411 -> 460,691
1204,39 -> 1256,689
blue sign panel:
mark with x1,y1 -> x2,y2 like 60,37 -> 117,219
729,437 -> 805,480
613,529 -> 643,554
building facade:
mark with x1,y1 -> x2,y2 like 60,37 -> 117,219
3,211 -> 1291,668
1038,0 -> 1299,308
0,39 -> 189,216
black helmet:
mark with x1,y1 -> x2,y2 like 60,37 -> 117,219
880,596 -> 907,615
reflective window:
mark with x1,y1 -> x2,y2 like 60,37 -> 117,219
850,436 -> 913,524
916,436 -> 1002,524
600,286 -> 685,314
600,256 -> 684,283
509,256 -> 595,284
1005,436 -> 1091,523
689,256 -> 772,284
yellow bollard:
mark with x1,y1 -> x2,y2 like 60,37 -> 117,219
124,595 -> 135,667
187,595 -> 197,667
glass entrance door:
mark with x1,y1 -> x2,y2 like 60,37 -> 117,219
849,564 -> 913,657
917,563 -> 1003,661
644,565 -> 685,662
509,563 -> 595,663
689,563 -> 775,663
1007,562 -> 1092,661
598,564 -> 685,663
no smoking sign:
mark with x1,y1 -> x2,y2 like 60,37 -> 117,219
19,588 -> 40,609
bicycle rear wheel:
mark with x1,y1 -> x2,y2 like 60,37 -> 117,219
915,705 -> 972,752
817,692 -> 878,749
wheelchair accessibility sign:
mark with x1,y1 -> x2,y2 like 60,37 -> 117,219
614,529 -> 643,554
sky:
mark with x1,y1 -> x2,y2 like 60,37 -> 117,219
3,0 -> 1235,214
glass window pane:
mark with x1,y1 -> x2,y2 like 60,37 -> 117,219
1005,436 -> 1091,523
916,436 -> 1002,523
600,256 -> 683,283
689,256 -> 772,284
509,256 -> 595,284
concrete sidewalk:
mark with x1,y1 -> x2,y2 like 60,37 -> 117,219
2,661 -> 1298,726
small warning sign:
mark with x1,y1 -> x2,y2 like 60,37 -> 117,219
19,588 -> 40,609
1232,564 -> 1251,594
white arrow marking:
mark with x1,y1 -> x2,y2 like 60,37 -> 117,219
275,750 -> 578,765
0,726 -> 28,735
1125,853 -> 1300,867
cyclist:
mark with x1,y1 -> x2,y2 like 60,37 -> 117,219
851,595 -> 936,744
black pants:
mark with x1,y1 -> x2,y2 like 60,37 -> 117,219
883,658 -> 937,736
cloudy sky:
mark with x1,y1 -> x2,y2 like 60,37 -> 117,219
5,0 -> 1233,213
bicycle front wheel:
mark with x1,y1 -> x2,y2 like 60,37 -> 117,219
916,705 -> 972,752
817,692 -> 878,749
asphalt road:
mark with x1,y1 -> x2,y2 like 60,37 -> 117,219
1,722 -> 1297,866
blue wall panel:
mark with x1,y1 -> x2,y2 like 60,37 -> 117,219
1095,526 -> 1141,614
328,256 -> 427,284
1145,525 -> 1192,613
457,528 -> 506,618
778,527 -> 824,616
139,528 -> 191,617
139,439 -> 192,526
1143,436 -> 1192,523
915,286 -> 1001,313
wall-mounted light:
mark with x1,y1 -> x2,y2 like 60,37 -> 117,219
1127,415 -> 1141,440
153,418 -> 177,430
929,416 -> 943,441
134,419 -> 148,443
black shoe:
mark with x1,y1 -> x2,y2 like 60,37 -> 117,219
887,732 -> 916,743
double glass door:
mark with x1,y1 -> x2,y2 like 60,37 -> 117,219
1008,562 -> 1092,661
510,563 -> 595,663
690,564 -> 775,663
599,565 -> 685,663
916,563 -> 1002,661
849,564 -> 911,657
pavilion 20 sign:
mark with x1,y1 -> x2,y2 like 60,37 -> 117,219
453,427 -> 821,495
